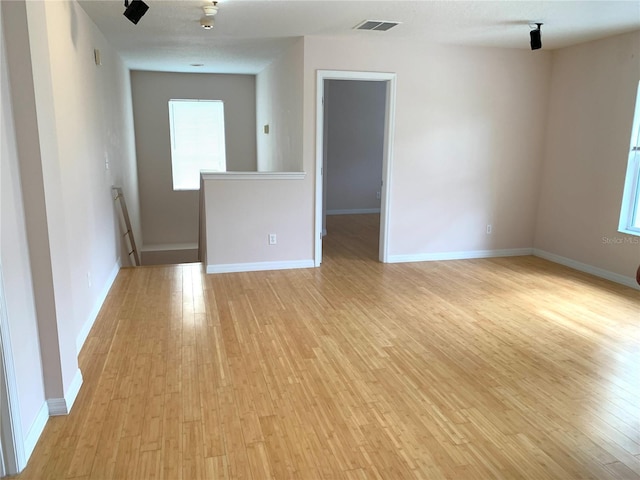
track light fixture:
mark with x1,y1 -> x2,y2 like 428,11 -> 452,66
123,0 -> 149,25
530,23 -> 543,50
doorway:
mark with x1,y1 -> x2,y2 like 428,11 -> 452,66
315,70 -> 396,266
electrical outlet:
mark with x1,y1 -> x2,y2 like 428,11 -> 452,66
269,233 -> 277,245
376,191 -> 381,200
486,224 -> 492,235
87,271 -> 92,288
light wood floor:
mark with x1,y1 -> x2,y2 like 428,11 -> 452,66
14,214 -> 640,479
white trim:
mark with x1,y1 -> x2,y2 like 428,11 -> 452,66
618,81 -> 640,235
0,266 -> 26,474
380,74 -> 396,264
206,260 -> 315,274
533,249 -> 639,290
315,73 -> 324,267
140,243 -> 197,252
201,171 -> 306,181
47,368 -> 83,416
315,70 -> 396,267
23,402 -> 48,461
388,248 -> 533,264
76,262 -> 120,354
618,226 -> 640,237
65,368 -> 84,413
46,399 -> 67,417
326,208 -> 380,215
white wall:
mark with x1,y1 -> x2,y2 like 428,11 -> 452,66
131,71 -> 257,251
535,31 -> 640,281
325,79 -> 386,214
304,36 -> 552,260
202,173 -> 313,272
32,0 -> 136,354
205,36 -> 553,272
256,39 -> 304,172
0,5 -> 46,445
4,0 -> 78,408
118,62 -> 143,266
1,0 -> 139,463
203,39 -> 310,273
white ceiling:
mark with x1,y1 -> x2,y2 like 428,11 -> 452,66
78,0 -> 640,74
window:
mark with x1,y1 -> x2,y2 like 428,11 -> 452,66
168,99 -> 226,190
619,82 -> 640,235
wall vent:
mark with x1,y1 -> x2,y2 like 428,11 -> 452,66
354,20 -> 400,32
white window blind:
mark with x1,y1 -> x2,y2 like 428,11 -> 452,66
168,99 -> 226,190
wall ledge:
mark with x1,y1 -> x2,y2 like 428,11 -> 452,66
201,171 -> 306,181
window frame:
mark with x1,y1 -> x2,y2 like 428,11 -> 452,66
619,82 -> 640,236
167,98 -> 227,191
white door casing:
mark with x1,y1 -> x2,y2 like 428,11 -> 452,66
315,70 -> 397,266
0,266 -> 25,475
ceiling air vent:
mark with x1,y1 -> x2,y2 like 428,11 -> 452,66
355,20 -> 400,32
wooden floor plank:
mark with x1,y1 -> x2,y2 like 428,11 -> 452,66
14,214 -> 640,479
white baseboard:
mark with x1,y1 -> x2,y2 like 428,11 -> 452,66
140,242 -> 197,252
76,262 -> 120,354
326,208 -> 380,215
387,248 -> 533,264
23,402 -> 48,461
47,368 -> 83,416
206,259 -> 315,274
533,249 -> 639,290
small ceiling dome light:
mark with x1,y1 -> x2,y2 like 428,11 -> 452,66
123,0 -> 149,25
200,2 -> 218,29
530,23 -> 543,50
200,16 -> 214,29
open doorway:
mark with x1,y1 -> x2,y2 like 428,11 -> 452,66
315,71 -> 396,266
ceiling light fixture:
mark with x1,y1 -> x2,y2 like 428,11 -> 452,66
200,2 -> 218,30
530,23 -> 543,50
200,17 -> 214,29
123,0 -> 149,25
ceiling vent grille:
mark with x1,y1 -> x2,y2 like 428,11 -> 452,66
355,20 -> 400,32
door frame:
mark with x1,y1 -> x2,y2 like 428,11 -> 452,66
0,266 -> 25,475
315,70 -> 397,266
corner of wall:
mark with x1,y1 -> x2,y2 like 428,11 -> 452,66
47,368 -> 83,416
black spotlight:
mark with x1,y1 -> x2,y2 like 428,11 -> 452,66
530,23 -> 543,50
124,0 -> 149,25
